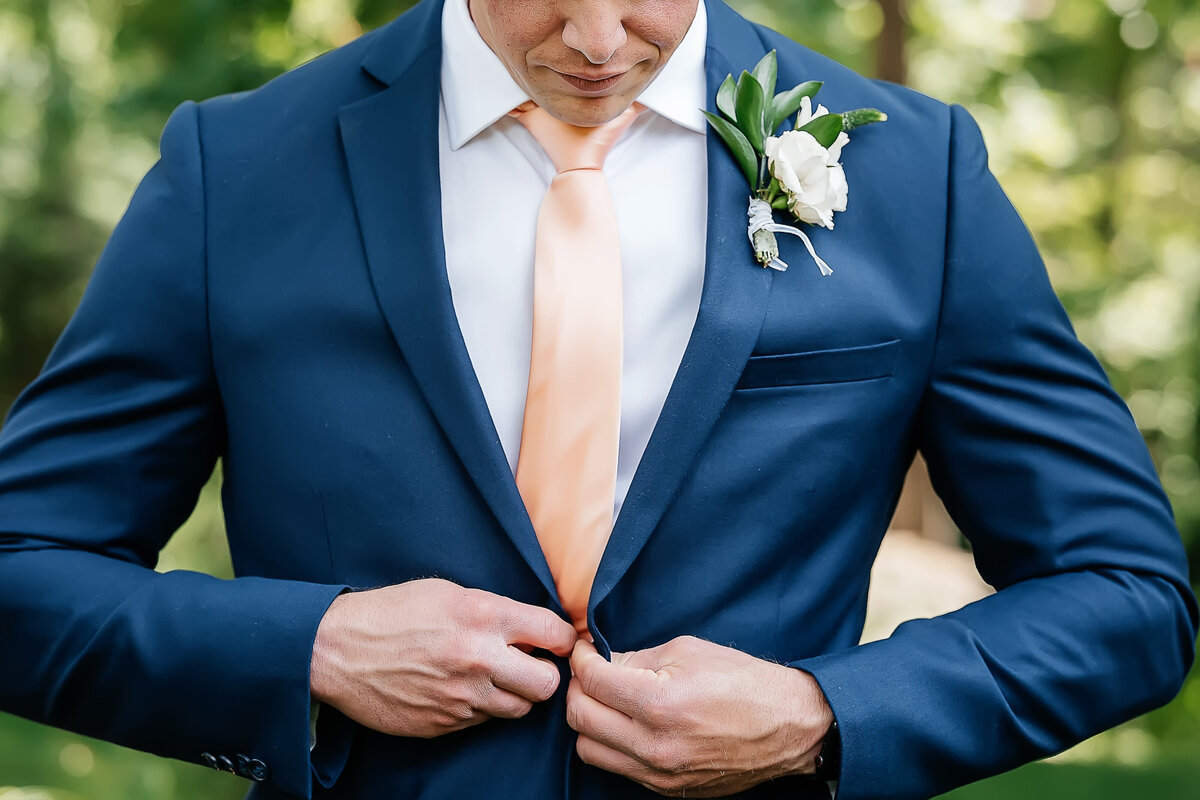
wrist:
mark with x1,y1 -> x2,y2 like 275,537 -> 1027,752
778,665 -> 835,778
310,593 -> 352,705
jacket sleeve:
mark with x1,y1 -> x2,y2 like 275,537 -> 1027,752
792,104 -> 1198,799
0,101 -> 348,799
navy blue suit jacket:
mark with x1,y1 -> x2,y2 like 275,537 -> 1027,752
0,1 -> 1195,798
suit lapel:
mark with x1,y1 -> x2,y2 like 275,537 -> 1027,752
588,22 -> 778,635
338,0 -> 559,603
338,0 -> 787,626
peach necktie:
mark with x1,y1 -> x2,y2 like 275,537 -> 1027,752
510,102 -> 642,634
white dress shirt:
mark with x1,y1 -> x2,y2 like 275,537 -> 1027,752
439,0 -> 709,522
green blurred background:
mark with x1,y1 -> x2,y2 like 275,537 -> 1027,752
1,0 -> 1198,797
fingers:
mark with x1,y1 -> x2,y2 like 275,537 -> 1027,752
449,589 -> 577,705
497,599 -> 578,656
491,648 -> 563,702
571,639 -> 660,719
566,676 -> 642,754
575,735 -> 651,785
475,685 -> 535,720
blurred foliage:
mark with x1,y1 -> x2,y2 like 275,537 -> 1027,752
1,0 -> 1198,796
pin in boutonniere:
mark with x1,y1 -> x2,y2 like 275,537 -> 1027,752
703,50 -> 886,274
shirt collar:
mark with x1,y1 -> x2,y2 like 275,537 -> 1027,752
440,0 -> 709,150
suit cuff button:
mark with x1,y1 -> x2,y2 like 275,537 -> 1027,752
200,752 -> 219,770
216,755 -> 237,774
235,754 -> 271,782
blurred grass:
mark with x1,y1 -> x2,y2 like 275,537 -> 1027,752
938,760 -> 1200,800
3,711 -> 1200,800
0,720 -> 245,800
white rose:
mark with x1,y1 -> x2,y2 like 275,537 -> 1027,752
763,123 -> 850,230
795,95 -> 831,128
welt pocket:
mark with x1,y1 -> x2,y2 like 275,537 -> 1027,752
735,338 -> 901,390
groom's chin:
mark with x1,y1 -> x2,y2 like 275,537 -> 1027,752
527,68 -> 652,127
535,92 -> 639,127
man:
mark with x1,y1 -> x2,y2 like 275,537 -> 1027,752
0,1 -> 1194,799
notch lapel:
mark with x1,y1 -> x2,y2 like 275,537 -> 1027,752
337,17 -> 559,604
588,42 -> 778,642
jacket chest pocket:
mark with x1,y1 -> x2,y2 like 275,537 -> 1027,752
735,338 -> 901,390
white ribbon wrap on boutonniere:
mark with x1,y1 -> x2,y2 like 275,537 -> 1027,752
701,50 -> 886,276
747,197 -> 832,276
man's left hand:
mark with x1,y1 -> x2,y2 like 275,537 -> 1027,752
567,636 -> 834,797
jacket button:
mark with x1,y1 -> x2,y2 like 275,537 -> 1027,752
200,752 -> 218,770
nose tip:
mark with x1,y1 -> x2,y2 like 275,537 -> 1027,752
562,18 -> 628,65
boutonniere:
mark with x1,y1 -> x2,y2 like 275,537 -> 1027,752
703,51 -> 886,274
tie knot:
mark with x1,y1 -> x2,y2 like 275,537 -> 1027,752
510,102 -> 642,174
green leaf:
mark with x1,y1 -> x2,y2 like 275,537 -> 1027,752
842,108 -> 889,131
735,70 -> 766,152
716,74 -> 737,121
703,111 -> 760,188
771,194 -> 790,210
800,113 -> 844,148
751,50 -> 778,102
767,81 -> 823,134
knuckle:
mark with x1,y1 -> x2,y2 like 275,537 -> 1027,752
639,694 -> 674,730
646,739 -> 686,774
507,696 -> 534,719
448,636 -> 487,675
416,577 -> 455,605
644,739 -> 670,771
485,683 -> 529,719
565,699 -> 585,732
444,678 -> 478,708
666,635 -> 698,656
463,593 -> 498,627
578,665 -> 602,699
423,576 -> 452,592
538,612 -> 560,645
576,736 -> 598,766
454,632 -> 497,677
448,702 -> 475,722
533,666 -> 560,701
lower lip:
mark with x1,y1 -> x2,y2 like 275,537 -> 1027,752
558,72 -> 625,94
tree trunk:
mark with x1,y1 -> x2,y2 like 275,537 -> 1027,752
875,0 -> 907,84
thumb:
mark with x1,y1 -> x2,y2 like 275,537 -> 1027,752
572,640 -> 659,717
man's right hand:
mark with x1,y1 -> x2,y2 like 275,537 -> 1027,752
309,578 -> 577,738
